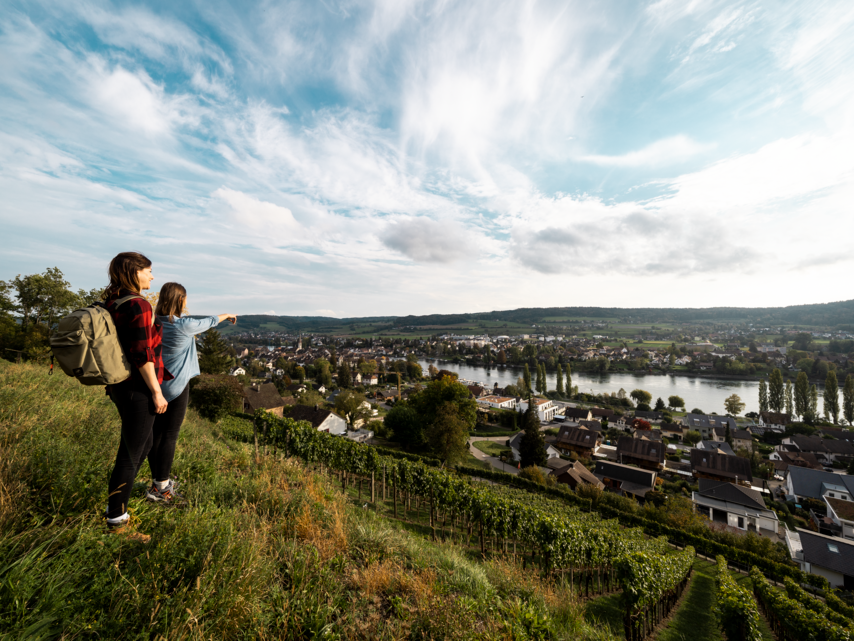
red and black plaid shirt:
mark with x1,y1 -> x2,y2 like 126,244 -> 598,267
107,289 -> 173,386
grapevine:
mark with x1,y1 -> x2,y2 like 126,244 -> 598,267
714,556 -> 762,641
751,568 -> 852,641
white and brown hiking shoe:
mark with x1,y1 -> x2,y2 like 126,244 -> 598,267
105,518 -> 151,543
145,480 -> 187,507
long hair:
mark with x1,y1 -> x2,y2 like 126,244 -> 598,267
155,282 -> 187,322
105,252 -> 152,298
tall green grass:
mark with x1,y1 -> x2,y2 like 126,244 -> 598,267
0,361 -> 617,640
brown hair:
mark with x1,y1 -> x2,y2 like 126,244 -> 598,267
105,252 -> 152,297
155,282 -> 187,321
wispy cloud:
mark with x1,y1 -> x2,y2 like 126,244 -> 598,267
581,135 -> 713,168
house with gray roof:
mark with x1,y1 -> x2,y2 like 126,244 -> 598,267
785,467 -> 854,502
696,441 -> 736,456
593,461 -> 657,500
692,478 -> 778,537
682,414 -> 737,440
786,528 -> 854,589
691,449 -> 753,483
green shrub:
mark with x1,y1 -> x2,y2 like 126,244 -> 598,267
189,374 -> 244,422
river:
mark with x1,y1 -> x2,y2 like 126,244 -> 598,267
417,359 -> 837,416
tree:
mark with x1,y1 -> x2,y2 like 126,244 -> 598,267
795,371 -> 810,420
848,457 -> 854,476
785,380 -> 794,417
808,384 -> 819,424
535,363 -> 545,394
724,394 -> 746,417
768,368 -> 784,413
427,402 -> 469,464
668,395 -> 685,411
427,363 -> 438,378
497,349 -> 507,365
555,364 -> 564,396
843,374 -> 854,426
11,267 -> 79,332
654,397 -> 665,411
198,329 -> 233,375
725,424 -> 733,447
824,370 -> 840,424
690,408 -> 704,415
758,380 -> 769,414
565,364 -> 572,398
523,364 -> 532,392
630,389 -> 652,407
410,376 -> 478,433
335,390 -> 371,429
684,430 -> 702,446
337,362 -> 351,388
518,466 -> 547,485
518,395 -> 547,468
295,366 -> 306,384
384,402 -> 423,448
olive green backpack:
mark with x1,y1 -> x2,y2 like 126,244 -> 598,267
50,295 -> 142,385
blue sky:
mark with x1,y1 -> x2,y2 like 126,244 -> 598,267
2,0 -> 853,317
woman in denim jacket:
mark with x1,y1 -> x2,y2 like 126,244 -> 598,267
147,282 -> 236,504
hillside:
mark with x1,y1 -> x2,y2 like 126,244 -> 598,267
219,299 -> 854,335
0,362 -> 617,640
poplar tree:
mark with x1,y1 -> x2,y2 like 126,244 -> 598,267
795,372 -> 810,420
536,363 -> 545,394
808,384 -> 819,423
785,380 -> 794,417
565,363 -> 572,398
758,380 -> 769,414
843,374 -> 854,426
556,364 -> 564,396
523,363 -> 532,392
768,368 -> 784,413
824,370 -> 840,424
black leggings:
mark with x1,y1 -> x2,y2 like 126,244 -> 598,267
107,382 -> 189,519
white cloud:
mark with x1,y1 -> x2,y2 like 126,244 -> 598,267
581,135 -> 713,168
212,187 -> 303,238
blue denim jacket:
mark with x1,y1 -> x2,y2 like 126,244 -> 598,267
159,316 -> 221,401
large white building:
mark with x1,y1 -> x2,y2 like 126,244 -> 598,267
477,395 -> 517,410
517,398 -> 558,422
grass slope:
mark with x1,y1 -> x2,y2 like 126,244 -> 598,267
0,362 -> 616,640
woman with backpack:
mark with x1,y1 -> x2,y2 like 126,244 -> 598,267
103,252 -> 172,532
145,282 -> 236,505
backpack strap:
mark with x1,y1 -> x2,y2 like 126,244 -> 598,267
115,295 -> 144,308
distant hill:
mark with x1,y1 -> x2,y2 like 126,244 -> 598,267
221,299 -> 854,334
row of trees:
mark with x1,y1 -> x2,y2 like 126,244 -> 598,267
758,367 -> 854,425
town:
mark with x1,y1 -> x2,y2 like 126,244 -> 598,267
201,324 -> 854,592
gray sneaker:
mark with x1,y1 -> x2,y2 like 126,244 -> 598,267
145,480 -> 186,506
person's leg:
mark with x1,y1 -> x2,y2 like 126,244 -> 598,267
107,383 -> 156,520
148,384 -> 189,483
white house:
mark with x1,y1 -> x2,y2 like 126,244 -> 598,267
230,367 -> 246,376
477,395 -> 517,410
786,529 -> 854,589
825,496 -> 854,541
517,398 -> 559,422
692,479 -> 779,537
